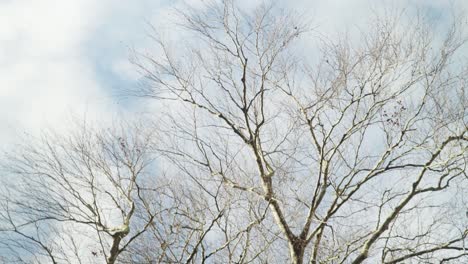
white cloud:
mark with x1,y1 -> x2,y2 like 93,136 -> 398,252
0,0 -> 466,262
0,0 -> 118,142
1,0 -> 466,143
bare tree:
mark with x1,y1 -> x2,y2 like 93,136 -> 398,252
131,1 -> 468,263
0,121 -> 166,264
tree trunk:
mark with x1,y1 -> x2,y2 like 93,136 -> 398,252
290,242 -> 305,264
107,235 -> 122,264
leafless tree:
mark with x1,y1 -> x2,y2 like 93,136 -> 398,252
0,121 -> 167,264
130,1 -> 468,263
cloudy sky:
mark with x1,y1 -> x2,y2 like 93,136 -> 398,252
0,0 -> 465,146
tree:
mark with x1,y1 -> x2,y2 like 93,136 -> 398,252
132,1 -> 468,263
1,1 -> 468,263
0,122 -> 164,264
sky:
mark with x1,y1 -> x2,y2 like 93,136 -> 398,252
0,0 -> 466,262
0,0 -> 466,147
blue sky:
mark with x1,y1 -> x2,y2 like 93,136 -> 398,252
0,0 -> 465,146
0,0 -> 160,143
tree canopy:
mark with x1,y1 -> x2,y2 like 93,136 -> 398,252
1,1 -> 467,263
